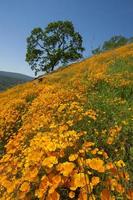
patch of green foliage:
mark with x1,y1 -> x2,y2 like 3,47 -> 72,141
92,35 -> 133,55
73,57 -> 133,187
108,56 -> 133,74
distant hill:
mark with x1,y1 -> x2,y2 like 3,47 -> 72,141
0,71 -> 33,91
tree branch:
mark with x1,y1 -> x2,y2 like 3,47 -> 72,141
37,41 -> 45,50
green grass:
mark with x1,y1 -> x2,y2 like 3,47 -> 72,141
108,56 -> 133,74
72,56 -> 133,188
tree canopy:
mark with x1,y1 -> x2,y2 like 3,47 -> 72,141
102,35 -> 128,51
26,21 -> 85,75
92,35 -> 132,55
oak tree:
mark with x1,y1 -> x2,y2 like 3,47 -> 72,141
26,21 -> 85,75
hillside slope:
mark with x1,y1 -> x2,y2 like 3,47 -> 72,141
0,44 -> 133,199
0,71 -> 33,91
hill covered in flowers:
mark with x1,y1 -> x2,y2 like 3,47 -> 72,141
0,43 -> 133,200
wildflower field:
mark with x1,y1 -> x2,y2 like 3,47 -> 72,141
0,43 -> 133,199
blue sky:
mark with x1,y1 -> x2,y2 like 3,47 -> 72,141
0,0 -> 133,76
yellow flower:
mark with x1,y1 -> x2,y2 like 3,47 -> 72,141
89,194 -> 96,200
20,182 -> 30,192
2,179 -> 15,193
103,152 -> 109,159
119,171 -> 129,182
67,120 -> 74,126
57,162 -> 75,176
109,178 -> 118,190
115,160 -> 125,168
70,173 -> 89,191
47,190 -> 60,200
24,167 -> 38,181
78,188 -> 88,200
106,162 -> 114,170
91,176 -> 100,186
91,148 -> 99,155
86,158 -> 105,172
49,175 -> 61,194
59,124 -> 68,133
107,137 -> 113,145
79,149 -> 85,154
69,191 -> 75,198
58,104 -> 67,112
101,189 -> 111,200
83,141 -> 95,148
42,156 -> 58,168
127,190 -> 133,199
69,154 -> 78,161
116,183 -> 125,194
35,176 -> 49,198
97,150 -> 103,155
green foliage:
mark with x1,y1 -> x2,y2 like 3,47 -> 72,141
128,37 -> 133,43
82,57 -> 133,183
25,93 -> 37,103
108,57 -> 133,74
72,56 -> 133,189
26,21 -> 85,75
102,35 -> 128,51
92,35 -> 132,55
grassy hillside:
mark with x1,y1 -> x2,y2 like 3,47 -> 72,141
0,44 -> 133,199
0,71 -> 33,92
